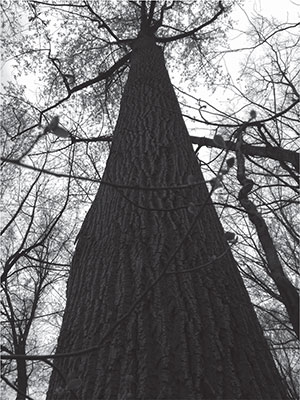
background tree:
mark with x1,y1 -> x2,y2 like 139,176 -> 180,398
1,1 -> 298,399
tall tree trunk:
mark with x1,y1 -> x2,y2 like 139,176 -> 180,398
47,36 -> 289,400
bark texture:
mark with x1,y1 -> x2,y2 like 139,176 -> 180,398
47,37 -> 289,400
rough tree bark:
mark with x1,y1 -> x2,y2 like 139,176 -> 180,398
47,36 -> 289,399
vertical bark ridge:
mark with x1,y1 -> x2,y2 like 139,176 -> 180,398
47,38 -> 289,399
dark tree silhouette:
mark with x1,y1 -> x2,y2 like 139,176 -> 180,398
44,4 -> 289,399
1,1 -> 298,399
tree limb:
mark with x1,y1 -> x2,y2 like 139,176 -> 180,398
191,136 -> 299,172
235,127 -> 299,338
156,3 -> 225,44
19,52 -> 131,135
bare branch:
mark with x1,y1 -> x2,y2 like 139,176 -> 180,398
156,3 -> 225,44
191,136 -> 300,172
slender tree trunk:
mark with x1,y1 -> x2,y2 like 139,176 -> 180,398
15,344 -> 27,400
47,36 -> 289,400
